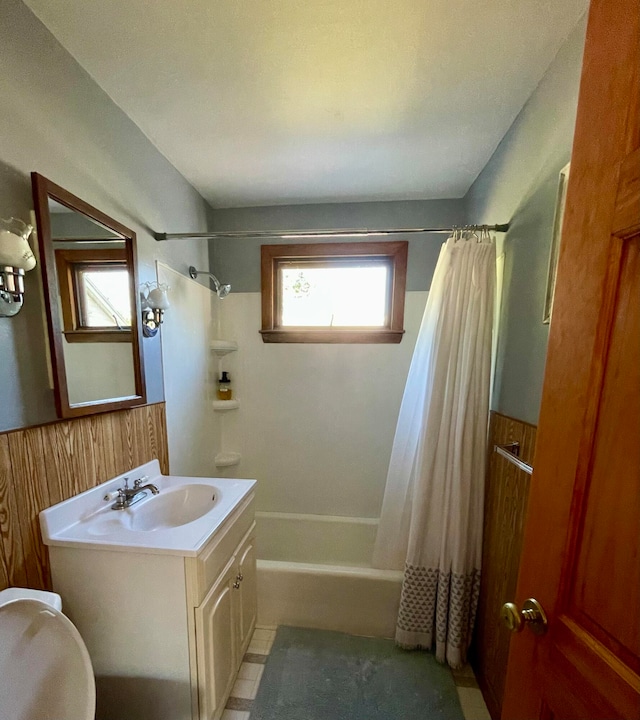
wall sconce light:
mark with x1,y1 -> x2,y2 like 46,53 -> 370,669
0,217 -> 37,318
140,281 -> 170,338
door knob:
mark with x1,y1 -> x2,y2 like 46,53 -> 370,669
500,598 -> 548,635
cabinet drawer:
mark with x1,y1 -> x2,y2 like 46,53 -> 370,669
187,494 -> 255,605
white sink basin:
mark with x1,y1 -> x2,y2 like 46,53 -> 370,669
39,460 -> 256,556
130,484 -> 217,531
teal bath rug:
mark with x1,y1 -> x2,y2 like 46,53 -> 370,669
250,626 -> 464,720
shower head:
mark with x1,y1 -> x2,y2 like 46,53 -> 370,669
217,283 -> 231,299
188,266 -> 231,299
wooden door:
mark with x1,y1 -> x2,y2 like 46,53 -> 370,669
502,1 -> 640,718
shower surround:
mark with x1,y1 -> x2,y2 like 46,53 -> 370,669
209,292 -> 429,636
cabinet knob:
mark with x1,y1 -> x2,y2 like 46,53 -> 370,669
236,573 -> 243,582
233,580 -> 241,589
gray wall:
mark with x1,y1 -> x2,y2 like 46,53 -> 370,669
50,211 -> 121,239
466,18 -> 586,425
1,0 -> 586,434
208,199 -> 468,292
208,15 -> 587,427
0,0 -> 210,432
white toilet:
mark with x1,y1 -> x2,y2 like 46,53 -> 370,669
0,587 -> 95,720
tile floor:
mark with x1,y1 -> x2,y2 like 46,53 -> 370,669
221,626 -> 492,720
221,626 -> 275,719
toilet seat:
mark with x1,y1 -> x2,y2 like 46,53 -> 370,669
0,597 -> 95,720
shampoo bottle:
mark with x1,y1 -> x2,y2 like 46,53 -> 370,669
217,371 -> 232,400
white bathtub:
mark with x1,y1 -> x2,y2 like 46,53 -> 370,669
255,512 -> 403,638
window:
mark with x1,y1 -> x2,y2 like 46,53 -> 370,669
260,241 -> 408,343
55,248 -> 133,343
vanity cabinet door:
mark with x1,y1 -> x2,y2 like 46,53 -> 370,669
195,561 -> 237,720
236,534 -> 257,653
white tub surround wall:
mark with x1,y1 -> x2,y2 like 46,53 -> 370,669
255,512 -> 377,567
158,263 -> 222,478
216,291 -> 428,517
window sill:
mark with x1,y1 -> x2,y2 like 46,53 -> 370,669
63,330 -> 133,343
260,329 -> 404,344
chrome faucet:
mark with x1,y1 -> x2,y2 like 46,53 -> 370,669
105,476 -> 159,510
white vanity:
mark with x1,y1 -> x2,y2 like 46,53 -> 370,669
39,460 -> 257,720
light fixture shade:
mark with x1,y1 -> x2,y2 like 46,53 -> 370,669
0,218 -> 36,271
147,287 -> 170,310
139,281 -> 169,338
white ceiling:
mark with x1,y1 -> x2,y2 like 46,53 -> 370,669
24,0 -> 586,208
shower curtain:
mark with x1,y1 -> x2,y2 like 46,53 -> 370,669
373,230 -> 495,668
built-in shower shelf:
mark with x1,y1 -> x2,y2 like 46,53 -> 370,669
214,452 -> 241,468
212,399 -> 239,411
210,340 -> 238,357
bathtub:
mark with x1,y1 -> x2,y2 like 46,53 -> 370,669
255,512 -> 403,638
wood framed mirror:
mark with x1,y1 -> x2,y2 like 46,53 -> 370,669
32,172 -> 146,418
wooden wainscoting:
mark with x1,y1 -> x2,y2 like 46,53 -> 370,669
472,411 -> 537,720
0,403 -> 168,593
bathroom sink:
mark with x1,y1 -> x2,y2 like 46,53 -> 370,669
39,460 -> 256,556
130,484 -> 217,531
84,513 -> 130,537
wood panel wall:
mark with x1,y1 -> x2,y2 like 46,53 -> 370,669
0,403 -> 169,593
473,411 -> 537,720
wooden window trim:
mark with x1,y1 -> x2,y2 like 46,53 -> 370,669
260,241 -> 408,343
54,247 -> 133,343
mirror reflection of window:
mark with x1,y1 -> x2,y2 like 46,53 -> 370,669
53,245 -> 137,406
76,266 -> 132,329
48,210 -> 137,406
54,248 -> 133,342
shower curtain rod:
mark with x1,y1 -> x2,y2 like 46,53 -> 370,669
154,223 -> 509,241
